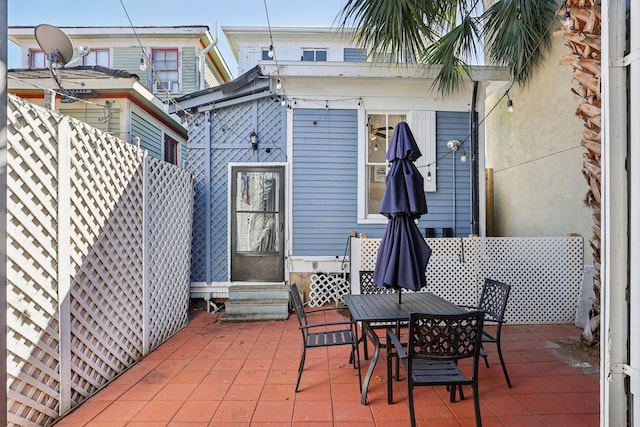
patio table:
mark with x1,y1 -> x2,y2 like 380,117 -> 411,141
343,292 -> 467,405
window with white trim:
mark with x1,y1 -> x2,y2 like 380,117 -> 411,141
301,49 -> 327,61
81,48 -> 109,67
152,48 -> 180,93
365,113 -> 406,217
360,111 -> 436,221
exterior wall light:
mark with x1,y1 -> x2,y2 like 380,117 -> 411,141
250,131 -> 258,151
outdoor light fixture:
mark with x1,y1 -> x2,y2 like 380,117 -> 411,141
250,131 -> 258,151
139,57 -> 147,71
276,79 -> 282,90
460,150 -> 468,163
506,93 -> 514,113
447,139 -> 462,151
268,44 -> 274,58
427,168 -> 432,181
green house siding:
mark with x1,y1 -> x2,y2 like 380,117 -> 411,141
60,108 -> 122,139
131,111 -> 163,159
113,47 -> 145,82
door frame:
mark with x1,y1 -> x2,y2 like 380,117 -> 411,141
227,162 -> 287,282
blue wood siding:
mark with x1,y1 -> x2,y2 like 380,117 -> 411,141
292,109 -> 359,256
292,109 -> 472,257
418,111 -> 472,236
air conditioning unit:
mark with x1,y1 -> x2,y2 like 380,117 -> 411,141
153,80 -> 179,93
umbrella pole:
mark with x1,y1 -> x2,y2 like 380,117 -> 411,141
397,290 -> 402,304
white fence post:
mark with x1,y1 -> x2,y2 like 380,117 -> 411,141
57,118 -> 72,414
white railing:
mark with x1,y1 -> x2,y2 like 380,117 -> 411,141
6,95 -> 194,426
347,236 -> 584,324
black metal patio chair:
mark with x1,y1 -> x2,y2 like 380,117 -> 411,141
462,278 -> 512,388
386,311 -> 485,427
288,283 -> 361,392
359,270 -> 405,361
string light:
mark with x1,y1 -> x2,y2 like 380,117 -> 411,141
139,57 -> 147,71
506,92 -> 514,113
268,44 -> 274,58
276,79 -> 282,90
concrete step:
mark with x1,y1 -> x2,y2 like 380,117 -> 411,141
221,283 -> 290,322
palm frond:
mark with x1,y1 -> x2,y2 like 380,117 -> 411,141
338,0 -> 442,63
423,15 -> 481,93
483,0 -> 558,84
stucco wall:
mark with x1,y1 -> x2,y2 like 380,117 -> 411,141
485,37 -> 592,262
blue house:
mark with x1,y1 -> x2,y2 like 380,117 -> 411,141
171,27 -> 509,310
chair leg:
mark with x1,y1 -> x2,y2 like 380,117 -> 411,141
295,347 -> 306,392
472,382 -> 483,427
408,384 -> 417,427
386,347 -> 394,404
496,340 -> 512,388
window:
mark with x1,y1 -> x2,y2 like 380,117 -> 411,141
360,111 -> 436,221
164,135 -> 179,165
152,48 -> 180,93
81,49 -> 109,66
365,113 -> 406,217
29,49 -> 48,68
302,49 -> 327,62
261,49 -> 274,60
344,47 -> 367,62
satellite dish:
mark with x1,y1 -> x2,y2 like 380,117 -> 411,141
34,24 -> 74,66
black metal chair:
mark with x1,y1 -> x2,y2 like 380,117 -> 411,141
358,270 -> 402,360
386,311 -> 485,427
288,283 -> 361,392
463,278 -> 512,388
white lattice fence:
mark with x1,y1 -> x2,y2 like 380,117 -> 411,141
6,95 -> 193,426
354,236 -> 583,324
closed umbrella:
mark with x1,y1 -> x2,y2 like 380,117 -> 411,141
373,122 -> 432,303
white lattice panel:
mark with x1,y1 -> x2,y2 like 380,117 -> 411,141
357,236 -> 584,324
66,118 -> 146,406
308,273 -> 351,307
146,158 -> 193,350
6,95 -> 193,426
7,96 -> 62,427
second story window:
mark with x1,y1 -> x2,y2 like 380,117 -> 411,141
302,49 -> 327,62
29,49 -> 48,68
152,48 -> 180,93
81,49 -> 109,67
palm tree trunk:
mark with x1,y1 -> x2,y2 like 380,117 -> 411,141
556,0 -> 602,345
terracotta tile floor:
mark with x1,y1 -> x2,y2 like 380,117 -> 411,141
55,309 -> 599,426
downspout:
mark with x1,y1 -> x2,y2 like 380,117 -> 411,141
199,23 -> 219,90
470,81 -> 479,236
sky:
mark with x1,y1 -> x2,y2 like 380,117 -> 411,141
7,0 -> 348,75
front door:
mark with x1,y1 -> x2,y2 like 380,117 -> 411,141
230,166 -> 285,281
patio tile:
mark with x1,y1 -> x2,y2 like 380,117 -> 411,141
53,310 -> 600,426
171,399 -> 219,423
293,400 -> 334,422
130,399 -> 183,422
252,400 -> 295,423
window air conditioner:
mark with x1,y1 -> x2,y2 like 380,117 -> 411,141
154,80 -> 179,93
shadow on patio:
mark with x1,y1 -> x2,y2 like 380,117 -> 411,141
54,309 -> 599,426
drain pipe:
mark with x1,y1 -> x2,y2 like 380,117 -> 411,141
199,23 -> 219,90
470,81 -> 479,236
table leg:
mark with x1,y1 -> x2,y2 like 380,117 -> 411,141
360,321 -> 381,405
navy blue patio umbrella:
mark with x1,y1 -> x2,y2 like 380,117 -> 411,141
373,122 -> 432,303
